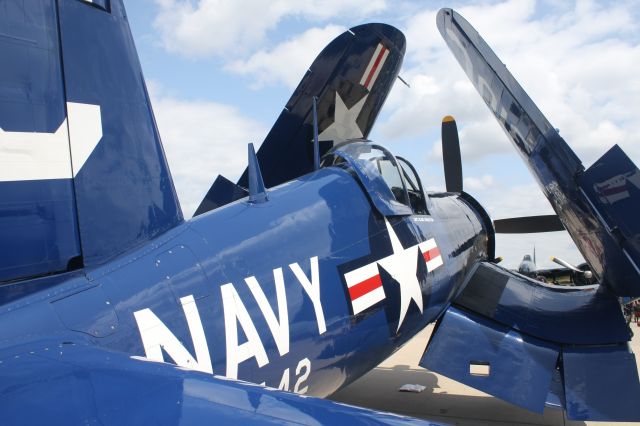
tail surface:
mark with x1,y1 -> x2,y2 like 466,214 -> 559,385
0,0 -> 182,283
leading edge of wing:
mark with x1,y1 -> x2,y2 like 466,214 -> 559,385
0,339 -> 434,425
436,8 -> 582,174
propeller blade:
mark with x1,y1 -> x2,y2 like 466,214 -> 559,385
551,257 -> 593,279
441,115 -> 463,192
493,214 -> 564,234
551,256 -> 582,272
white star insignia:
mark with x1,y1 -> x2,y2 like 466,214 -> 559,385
377,219 -> 424,332
317,92 -> 367,146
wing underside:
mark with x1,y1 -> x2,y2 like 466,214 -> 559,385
437,8 -> 640,296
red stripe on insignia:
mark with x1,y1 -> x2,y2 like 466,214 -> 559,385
423,247 -> 441,262
348,274 -> 382,300
600,185 -> 626,196
363,47 -> 388,89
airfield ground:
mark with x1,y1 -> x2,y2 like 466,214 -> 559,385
332,322 -> 640,426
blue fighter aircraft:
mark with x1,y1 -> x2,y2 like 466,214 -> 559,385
0,1 -> 639,423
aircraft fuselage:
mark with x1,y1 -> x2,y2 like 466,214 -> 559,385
0,165 -> 489,397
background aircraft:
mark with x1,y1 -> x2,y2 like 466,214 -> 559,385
0,1 -> 639,424
510,249 -> 595,286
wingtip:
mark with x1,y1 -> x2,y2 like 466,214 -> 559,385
436,8 -> 453,33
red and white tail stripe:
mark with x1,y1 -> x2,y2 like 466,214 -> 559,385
344,262 -> 385,315
359,43 -> 389,91
419,239 -> 443,272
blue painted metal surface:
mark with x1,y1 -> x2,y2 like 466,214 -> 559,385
454,262 -> 630,345
240,23 -> 405,189
57,0 -> 182,266
0,159 -> 485,422
0,340 -> 437,425
437,8 -> 640,297
580,145 -> 640,276
432,11 -> 640,418
1,1 -> 639,423
424,257 -> 640,420
422,306 -> 560,413
0,180 -> 81,282
0,1 -> 81,282
564,345 -> 640,421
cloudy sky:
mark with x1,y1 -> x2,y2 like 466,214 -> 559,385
125,0 -> 640,268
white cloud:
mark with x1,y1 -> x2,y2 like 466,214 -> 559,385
426,118 -> 509,165
153,0 -> 386,58
143,0 -> 640,271
372,0 -> 640,269
227,25 -> 344,89
464,174 -> 495,191
377,0 -> 640,167
497,232 -> 583,270
150,86 -> 267,217
469,181 -> 584,269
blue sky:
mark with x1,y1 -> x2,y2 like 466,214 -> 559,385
124,0 -> 640,268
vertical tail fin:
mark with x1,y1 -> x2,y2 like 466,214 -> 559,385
57,0 -> 182,266
0,0 -> 182,282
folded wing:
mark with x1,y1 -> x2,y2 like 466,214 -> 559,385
195,23 -> 406,215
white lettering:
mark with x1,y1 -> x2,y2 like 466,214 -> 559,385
290,257 -> 326,334
133,295 -> 212,374
221,283 -> 269,379
278,368 -> 290,391
294,357 -> 311,394
245,267 -> 289,356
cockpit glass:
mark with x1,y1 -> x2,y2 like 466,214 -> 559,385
324,141 -> 429,215
332,143 -> 408,204
398,160 -> 419,192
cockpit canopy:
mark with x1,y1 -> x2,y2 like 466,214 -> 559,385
321,140 -> 428,216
